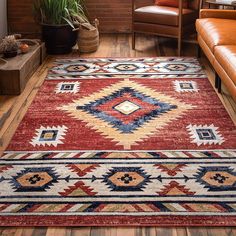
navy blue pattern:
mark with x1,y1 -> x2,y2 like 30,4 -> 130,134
195,166 -> 236,191
11,167 -> 59,192
77,87 -> 177,133
102,167 -> 151,191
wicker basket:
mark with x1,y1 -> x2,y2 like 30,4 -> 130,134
78,21 -> 99,53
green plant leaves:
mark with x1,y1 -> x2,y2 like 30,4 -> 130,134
33,0 -> 88,26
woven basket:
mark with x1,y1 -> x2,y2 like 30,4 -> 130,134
78,21 -> 99,53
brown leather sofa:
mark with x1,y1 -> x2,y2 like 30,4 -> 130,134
196,9 -> 236,102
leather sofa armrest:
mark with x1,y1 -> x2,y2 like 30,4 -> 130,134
200,9 -> 236,20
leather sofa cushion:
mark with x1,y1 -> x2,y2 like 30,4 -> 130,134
196,18 -> 236,53
215,45 -> 236,85
200,9 -> 236,20
155,0 -> 188,8
134,6 -> 198,26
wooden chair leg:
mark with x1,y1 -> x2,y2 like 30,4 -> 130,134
197,45 -> 201,58
132,32 -> 136,50
215,72 -> 219,89
177,0 -> 183,57
217,75 -> 222,93
177,37 -> 181,56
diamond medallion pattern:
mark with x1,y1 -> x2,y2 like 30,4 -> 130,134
60,79 -> 194,148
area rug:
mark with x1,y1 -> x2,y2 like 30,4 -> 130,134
0,57 -> 236,226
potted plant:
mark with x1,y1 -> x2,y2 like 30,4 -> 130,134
33,0 -> 88,54
0,35 -> 19,58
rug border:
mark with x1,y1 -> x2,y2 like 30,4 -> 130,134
0,215 -> 236,227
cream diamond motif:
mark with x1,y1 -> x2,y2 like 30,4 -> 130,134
30,125 -> 68,147
187,124 -> 225,146
173,81 -> 199,93
114,101 -> 140,115
55,81 -> 80,94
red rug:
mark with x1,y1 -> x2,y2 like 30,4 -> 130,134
0,57 -> 236,226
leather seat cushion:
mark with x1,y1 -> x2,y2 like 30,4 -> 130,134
215,45 -> 236,85
196,18 -> 236,52
134,5 -> 198,26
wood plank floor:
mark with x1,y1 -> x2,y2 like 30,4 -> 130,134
0,33 -> 235,236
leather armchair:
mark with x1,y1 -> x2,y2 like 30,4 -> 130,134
132,0 -> 202,55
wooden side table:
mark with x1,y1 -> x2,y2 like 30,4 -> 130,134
206,0 -> 236,9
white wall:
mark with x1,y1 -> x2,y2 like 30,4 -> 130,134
0,0 -> 7,38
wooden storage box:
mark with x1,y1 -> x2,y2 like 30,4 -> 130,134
0,40 -> 45,95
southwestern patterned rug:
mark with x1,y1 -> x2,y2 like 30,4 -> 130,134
0,57 -> 236,226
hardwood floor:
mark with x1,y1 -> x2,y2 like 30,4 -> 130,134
0,33 -> 235,236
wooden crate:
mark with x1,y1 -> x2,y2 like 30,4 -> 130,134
0,41 -> 45,95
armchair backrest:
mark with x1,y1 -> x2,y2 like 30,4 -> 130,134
133,0 -> 155,9
133,0 -> 202,10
